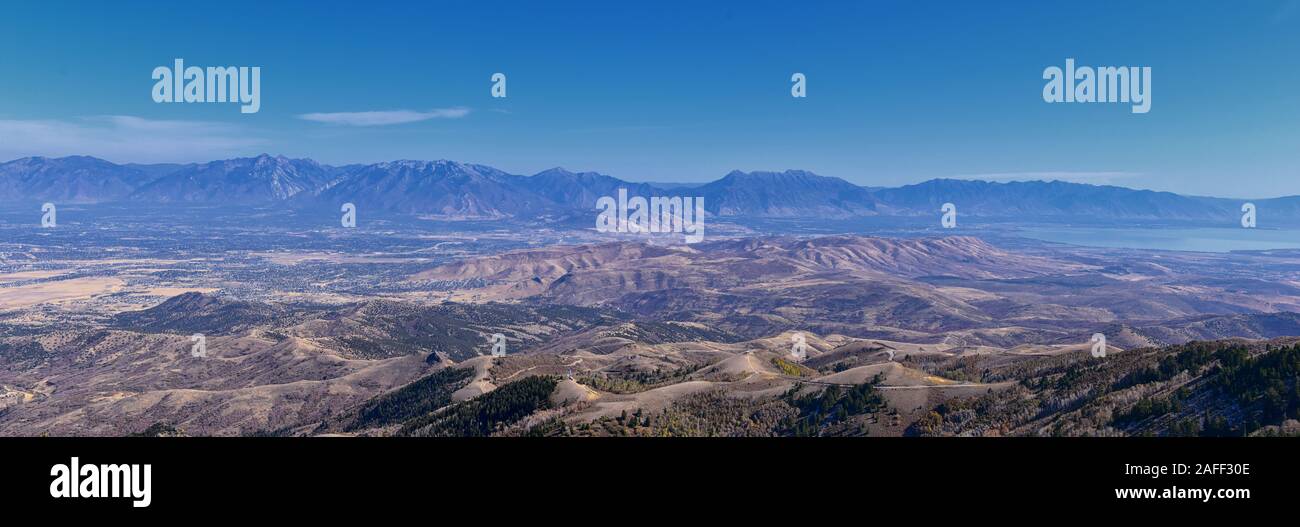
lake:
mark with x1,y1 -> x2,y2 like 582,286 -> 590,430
1012,226 -> 1300,252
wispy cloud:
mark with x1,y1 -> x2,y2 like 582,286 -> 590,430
0,116 -> 265,163
953,171 -> 1141,185
297,107 -> 471,126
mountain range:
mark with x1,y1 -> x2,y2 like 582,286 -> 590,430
2,154 -> 1297,223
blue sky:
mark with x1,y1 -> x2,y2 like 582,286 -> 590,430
1,0 -> 1297,198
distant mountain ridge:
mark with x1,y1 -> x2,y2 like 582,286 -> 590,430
0,156 -> 154,203
525,167 -> 660,210
1,155 -> 1297,223
698,170 -> 880,218
873,179 -> 1243,221
129,154 -> 342,203
305,159 -> 545,218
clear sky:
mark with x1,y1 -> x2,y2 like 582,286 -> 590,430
1,0 -> 1297,198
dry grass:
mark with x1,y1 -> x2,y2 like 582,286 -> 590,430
0,277 -> 123,307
